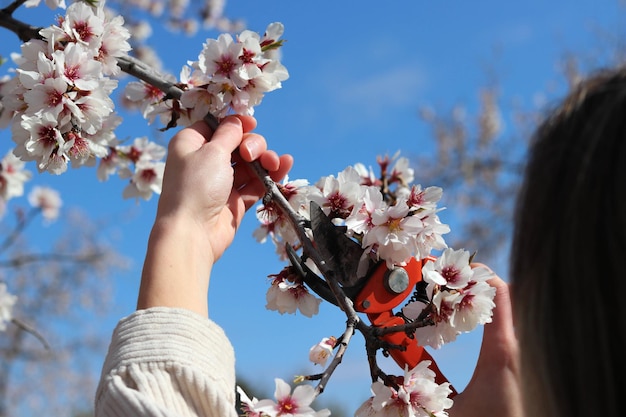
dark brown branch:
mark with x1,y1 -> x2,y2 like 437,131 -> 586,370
0,2 -> 41,42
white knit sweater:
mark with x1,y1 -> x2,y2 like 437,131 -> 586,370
95,307 -> 238,417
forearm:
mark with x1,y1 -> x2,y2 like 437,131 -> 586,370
137,215 -> 214,317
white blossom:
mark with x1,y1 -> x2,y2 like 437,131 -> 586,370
254,379 -> 330,417
355,361 -> 453,417
0,283 -> 17,332
309,337 -> 337,366
28,186 -> 62,221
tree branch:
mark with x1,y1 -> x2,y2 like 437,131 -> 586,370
11,317 -> 51,350
0,251 -> 104,268
0,2 -> 41,42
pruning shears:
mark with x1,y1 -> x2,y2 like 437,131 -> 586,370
287,202 -> 456,394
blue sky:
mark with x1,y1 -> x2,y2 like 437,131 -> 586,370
1,0 -> 624,413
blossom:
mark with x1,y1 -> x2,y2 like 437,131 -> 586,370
28,186 -> 62,221
388,156 -> 414,186
363,198 -> 425,267
0,283 -> 17,331
355,361 -> 453,417
266,267 -> 322,317
0,151 -> 32,201
254,379 -> 330,417
422,248 -> 472,289
311,166 -> 363,220
309,337 -> 337,366
122,160 -> 165,201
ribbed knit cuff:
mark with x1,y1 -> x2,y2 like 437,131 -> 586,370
96,307 -> 236,408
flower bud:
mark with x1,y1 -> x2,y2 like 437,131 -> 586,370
308,336 -> 337,366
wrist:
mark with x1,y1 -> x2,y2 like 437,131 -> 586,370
137,214 -> 214,317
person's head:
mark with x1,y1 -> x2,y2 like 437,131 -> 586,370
511,67 -> 626,416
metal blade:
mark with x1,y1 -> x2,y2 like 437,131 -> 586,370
309,201 -> 364,287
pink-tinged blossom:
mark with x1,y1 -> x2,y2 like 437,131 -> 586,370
54,42 -> 103,91
0,283 -> 17,332
389,156 -> 414,186
409,290 -> 461,349
254,177 -> 310,250
199,33 -> 250,88
22,77 -> 75,122
364,198 -> 424,267
17,52 -> 55,90
422,248 -> 472,289
53,1 -> 105,49
312,166 -> 363,220
355,361 -> 453,417
405,185 -> 443,211
309,337 -> 337,367
20,112 -> 71,174
345,186 -> 385,235
353,162 -> 380,187
28,186 -> 62,221
450,265 -> 496,332
254,379 -> 330,417
124,80 -> 167,117
0,151 -> 32,201
117,136 -> 167,164
97,149 -> 123,182
266,267 -> 321,317
122,160 -> 165,201
98,14 -> 131,76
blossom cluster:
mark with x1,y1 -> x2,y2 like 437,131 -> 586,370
1,1 -> 130,176
255,154 -> 451,316
255,155 -> 497,416
124,21 -> 289,128
403,248 -> 496,348
355,361 -> 453,417
1,1 -> 288,201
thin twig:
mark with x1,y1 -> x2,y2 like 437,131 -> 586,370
0,251 -> 104,268
11,317 -> 51,350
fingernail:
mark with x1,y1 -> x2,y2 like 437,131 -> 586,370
244,139 -> 259,158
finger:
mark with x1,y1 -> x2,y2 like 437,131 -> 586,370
259,150 -> 280,172
168,120 -> 215,156
201,116 -> 245,155
269,154 -> 294,182
236,115 -> 258,133
239,133 -> 268,161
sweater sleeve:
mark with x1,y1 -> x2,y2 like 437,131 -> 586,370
95,307 -> 238,417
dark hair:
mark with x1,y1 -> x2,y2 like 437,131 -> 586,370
511,67 -> 626,416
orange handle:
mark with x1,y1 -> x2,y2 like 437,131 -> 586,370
355,257 -> 457,395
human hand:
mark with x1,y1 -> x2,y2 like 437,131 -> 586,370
448,266 -> 523,417
156,115 -> 292,264
137,115 -> 292,316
